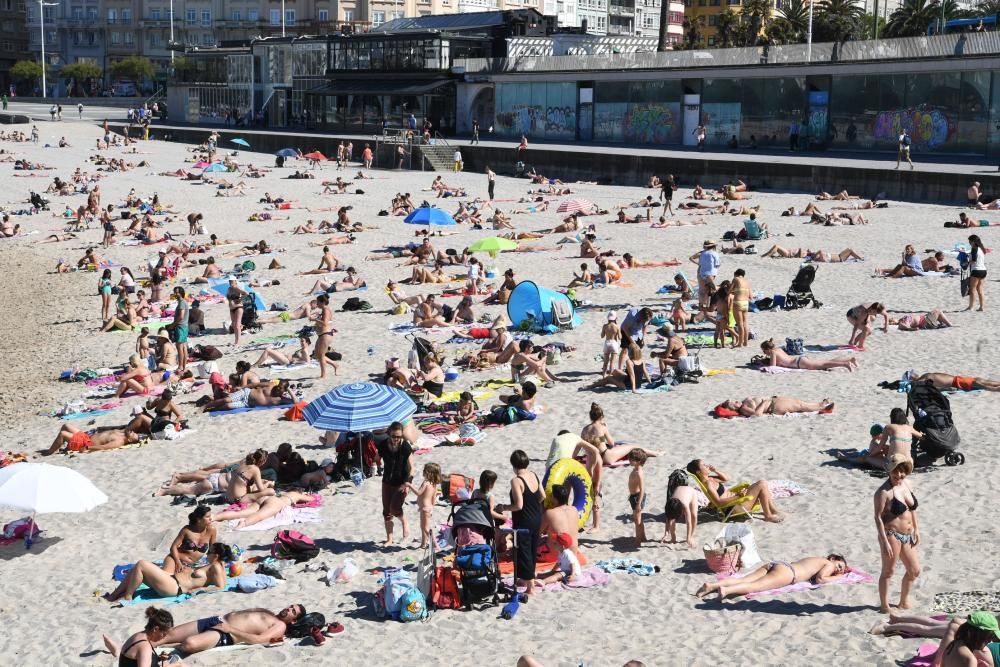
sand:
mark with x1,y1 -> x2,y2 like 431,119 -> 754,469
0,119 -> 997,667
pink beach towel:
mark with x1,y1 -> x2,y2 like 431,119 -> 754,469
738,567 -> 874,598
504,567 -> 611,593
904,643 -> 938,667
228,506 -> 321,532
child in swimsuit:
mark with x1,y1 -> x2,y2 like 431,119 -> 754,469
404,463 -> 441,549
600,312 -> 621,377
627,449 -> 648,547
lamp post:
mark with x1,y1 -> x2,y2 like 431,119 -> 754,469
169,0 -> 175,63
806,0 -> 814,62
38,0 -> 59,98
281,0 -> 285,36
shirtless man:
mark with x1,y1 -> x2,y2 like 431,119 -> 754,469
44,425 -> 140,456
406,237 -> 436,265
914,372 -> 1000,392
412,294 -> 447,327
156,605 -> 304,656
259,299 -> 318,324
650,332 -> 689,376
540,483 -> 581,551
299,246 -> 339,274
967,181 -> 981,206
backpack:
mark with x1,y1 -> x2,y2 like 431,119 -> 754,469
442,473 -> 475,504
286,612 -> 327,638
342,297 -> 372,312
431,566 -> 462,610
441,304 -> 455,322
270,530 -> 319,562
397,588 -> 427,622
455,543 -> 493,573
784,337 -> 805,356
192,344 -> 223,361
668,469 -> 689,493
374,568 -> 416,620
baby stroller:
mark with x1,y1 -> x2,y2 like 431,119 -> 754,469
29,191 -> 49,210
906,380 -> 964,466
240,291 -> 262,334
405,333 -> 441,369
783,264 -> 822,309
450,499 -> 509,610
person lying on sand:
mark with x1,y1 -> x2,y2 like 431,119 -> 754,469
258,299 -> 318,324
44,424 -> 140,455
304,266 -> 366,294
761,245 -> 864,262
720,396 -> 835,417
781,202 -> 823,217
816,190 -> 859,201
760,338 -> 858,371
620,253 -> 680,269
152,605 -> 305,656
201,382 -> 295,412
104,544 -> 231,602
695,554 -> 848,600
874,613 -> 1000,667
213,491 -> 317,528
253,332 -> 312,367
832,199 -> 879,210
687,459 -> 783,522
946,211 -> 1000,228
890,309 -> 952,331
409,263 -> 452,285
650,216 -> 707,227
915,372 -> 1000,392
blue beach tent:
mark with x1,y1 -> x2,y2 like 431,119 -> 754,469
506,281 -> 581,330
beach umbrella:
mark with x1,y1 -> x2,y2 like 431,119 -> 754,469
404,207 -> 456,226
202,162 -> 227,173
230,138 -> 250,148
193,160 -> 211,169
468,236 -> 518,258
557,199 -> 595,214
275,148 -> 299,157
0,463 -> 108,514
302,151 -> 327,161
208,280 -> 266,311
303,383 -> 416,433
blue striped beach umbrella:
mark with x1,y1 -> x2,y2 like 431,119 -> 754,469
403,207 -> 456,226
303,383 -> 416,433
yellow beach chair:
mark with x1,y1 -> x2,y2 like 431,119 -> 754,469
690,474 -> 761,522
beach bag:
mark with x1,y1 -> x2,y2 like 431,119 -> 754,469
431,566 -> 462,610
374,568 -> 416,620
714,524 -> 761,569
703,541 -> 742,575
284,400 -> 307,422
545,348 -> 562,366
398,588 -> 427,622
270,530 -> 319,562
676,354 -> 702,375
784,337 -> 805,356
442,474 -> 475,504
286,612 -> 327,638
455,544 -> 493,573
393,303 -> 409,315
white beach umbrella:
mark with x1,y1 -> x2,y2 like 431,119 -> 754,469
0,463 -> 108,514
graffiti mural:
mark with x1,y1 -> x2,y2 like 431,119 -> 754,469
594,103 -> 627,142
872,107 -> 955,149
544,106 -> 577,139
624,103 -> 681,144
494,104 -> 543,138
702,103 -> 742,146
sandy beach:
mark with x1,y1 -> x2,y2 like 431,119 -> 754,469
0,118 -> 997,667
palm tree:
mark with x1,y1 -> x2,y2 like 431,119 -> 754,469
885,0 -> 943,37
815,0 -> 865,43
769,0 -> 810,43
716,9 -> 740,48
740,0 -> 775,44
658,0 -> 672,51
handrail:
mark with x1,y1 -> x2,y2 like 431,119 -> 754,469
432,131 -> 450,147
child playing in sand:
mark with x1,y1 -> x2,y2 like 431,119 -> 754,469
628,449 -> 648,547
532,532 -> 580,586
450,391 -> 478,425
601,312 -> 621,377
405,462 -> 441,548
567,263 -> 593,288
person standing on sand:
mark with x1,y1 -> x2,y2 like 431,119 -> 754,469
376,422 -> 414,545
731,268 -> 751,348
362,143 -> 373,169
486,165 -> 496,200
874,454 -> 921,614
965,234 -> 987,312
169,286 -> 190,372
691,240 -> 720,311
896,129 -> 914,170
660,174 -> 676,215
694,123 -> 706,150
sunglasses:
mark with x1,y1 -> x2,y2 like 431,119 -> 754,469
389,433 -> 404,439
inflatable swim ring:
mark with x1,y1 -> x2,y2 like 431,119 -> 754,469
542,458 -> 593,530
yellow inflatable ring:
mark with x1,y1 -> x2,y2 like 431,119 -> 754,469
542,458 -> 593,530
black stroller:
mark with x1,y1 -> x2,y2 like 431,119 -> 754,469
240,291 -> 262,334
450,499 -> 511,610
906,380 -> 964,466
783,264 -> 822,309
29,191 -> 49,210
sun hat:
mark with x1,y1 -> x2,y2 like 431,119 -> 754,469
703,239 -> 716,248
968,612 -> 1000,639
886,453 -> 913,472
607,312 -> 617,321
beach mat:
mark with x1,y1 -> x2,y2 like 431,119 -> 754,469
719,567 -> 873,599
498,545 -> 589,576
118,580 -> 238,607
209,404 -> 289,417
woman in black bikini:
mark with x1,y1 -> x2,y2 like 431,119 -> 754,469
687,459 -> 784,522
311,293 -> 335,379
495,450 -> 543,596
226,279 -> 249,346
874,453 -> 920,614
695,554 -> 848,600
103,607 -> 174,667
104,543 -> 231,602
225,449 -> 275,504
126,390 -> 183,434
163,505 -> 217,575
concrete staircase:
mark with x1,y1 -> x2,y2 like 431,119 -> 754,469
419,140 -> 455,172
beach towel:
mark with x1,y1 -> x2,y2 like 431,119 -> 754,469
267,361 -> 319,373
209,403 -> 290,417
158,644 -> 282,660
60,408 -> 116,420
758,366 -> 806,374
227,506 -> 321,531
595,558 -> 659,576
505,567 -> 611,593
721,567 -> 873,598
903,644 -> 939,667
934,590 -> 1000,615
119,580 -> 238,607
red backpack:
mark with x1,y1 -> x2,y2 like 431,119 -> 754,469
431,566 -> 462,610
271,530 -> 319,562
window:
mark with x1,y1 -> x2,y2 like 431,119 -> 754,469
201,10 -> 211,25
232,10 -> 241,21
4,41 -> 12,52
270,9 -> 280,25
285,9 -> 295,25
72,6 -> 83,19
372,10 -> 384,26
150,32 -> 158,46
87,31 -> 96,45
318,9 -> 329,21
344,9 -> 354,22
125,32 -> 134,45
202,33 -> 213,45
121,8 -> 131,23
728,0 -> 739,4
107,8 -> 116,23
708,14 -> 717,24
111,31 -> 120,44
151,8 -> 160,20
186,9 -> 196,23
87,8 -> 98,19
698,0 -> 705,5
709,0 -> 719,5
708,35 -> 716,45
248,9 -> 258,20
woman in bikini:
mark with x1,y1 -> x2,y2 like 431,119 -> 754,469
253,332 -> 312,368
836,407 -> 922,469
102,607 -> 175,667
162,505 -> 217,574
620,253 -> 680,269
98,268 -> 114,321
410,263 -> 451,285
720,396 -> 835,417
213,490 -> 319,528
126,390 -> 183,434
875,454 -> 921,614
223,449 -> 275,505
687,459 -> 783,522
106,542 -> 231,602
891,309 -> 953,331
730,268 -> 751,348
311,293 -> 335,379
226,279 -> 249,346
115,355 -> 154,397
695,554 -> 848,600
760,338 -> 858,371
847,302 -> 889,350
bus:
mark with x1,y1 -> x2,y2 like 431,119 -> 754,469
928,14 -> 1000,35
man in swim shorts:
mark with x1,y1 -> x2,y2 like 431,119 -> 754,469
44,424 -> 140,456
915,372 -> 1000,392
156,605 -> 304,655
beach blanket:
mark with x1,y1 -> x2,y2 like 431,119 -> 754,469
596,558 -> 658,576
758,366 -> 806,374
119,580 -> 238,607
904,644 -> 938,667
227,506 -> 321,531
504,567 -> 611,592
267,361 -> 319,373
721,567 -> 873,598
60,408 -> 115,420
158,644 -> 282,660
209,404 -> 290,417
934,590 -> 1000,614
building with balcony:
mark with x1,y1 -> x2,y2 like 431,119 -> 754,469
684,0 -> 778,47
0,0 -> 28,92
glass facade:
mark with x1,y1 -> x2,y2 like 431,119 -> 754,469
490,71 -> 998,155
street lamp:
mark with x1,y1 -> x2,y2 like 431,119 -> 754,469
38,0 -> 59,98
806,0 -> 814,62
169,0 -> 175,63
281,0 -> 286,37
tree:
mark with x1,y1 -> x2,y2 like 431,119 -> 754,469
776,0 -> 810,41
110,55 -> 155,85
10,60 -> 44,86
657,0 -> 671,51
815,0 -> 865,43
716,9 -> 741,48
740,0 -> 775,45
61,62 -> 102,96
862,12 -> 887,39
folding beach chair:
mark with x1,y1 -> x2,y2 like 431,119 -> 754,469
743,218 -> 769,240
689,474 -> 761,522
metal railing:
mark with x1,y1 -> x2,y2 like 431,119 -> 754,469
455,31 -> 1000,74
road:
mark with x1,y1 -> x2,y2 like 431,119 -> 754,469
6,101 -> 130,123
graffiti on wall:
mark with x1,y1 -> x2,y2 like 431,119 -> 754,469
594,103 -> 627,142
495,104 -> 576,139
623,103 -> 681,144
544,106 -> 577,139
702,103 -> 742,145
872,107 -> 955,148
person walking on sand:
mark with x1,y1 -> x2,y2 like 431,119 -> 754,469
376,422 -> 414,546
486,165 -> 496,201
965,234 -> 987,312
453,148 -> 463,173
875,454 -> 921,614
694,123 -> 707,151
896,130 -> 913,170
660,174 -> 676,215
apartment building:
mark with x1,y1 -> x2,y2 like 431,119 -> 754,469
0,0 -> 27,92
684,0 -> 778,47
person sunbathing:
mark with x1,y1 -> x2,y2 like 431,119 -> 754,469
720,396 -> 834,417
212,490 -> 318,528
114,354 -> 155,396
258,299 -> 318,324
583,344 -> 648,393
695,554 -> 848,600
105,543 -> 231,602
436,248 -> 471,265
201,382 -> 294,412
914,372 -> 1000,392
760,338 -> 858,371
307,234 -> 356,246
687,459 -> 783,522
253,333 -> 311,368
298,247 -> 339,275
509,339 -> 559,386
651,216 -> 707,227
761,245 -> 864,262
820,212 -> 869,225
832,199 -> 879,210
816,190 -> 858,201
878,249 -> 945,277
596,258 -> 623,284
567,263 -> 593,288
620,253 -> 680,269
44,424 -> 141,455
155,605 -> 305,656
304,266 -> 366,294
409,263 -> 451,285
126,391 -> 183,434
890,309 -> 953,331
